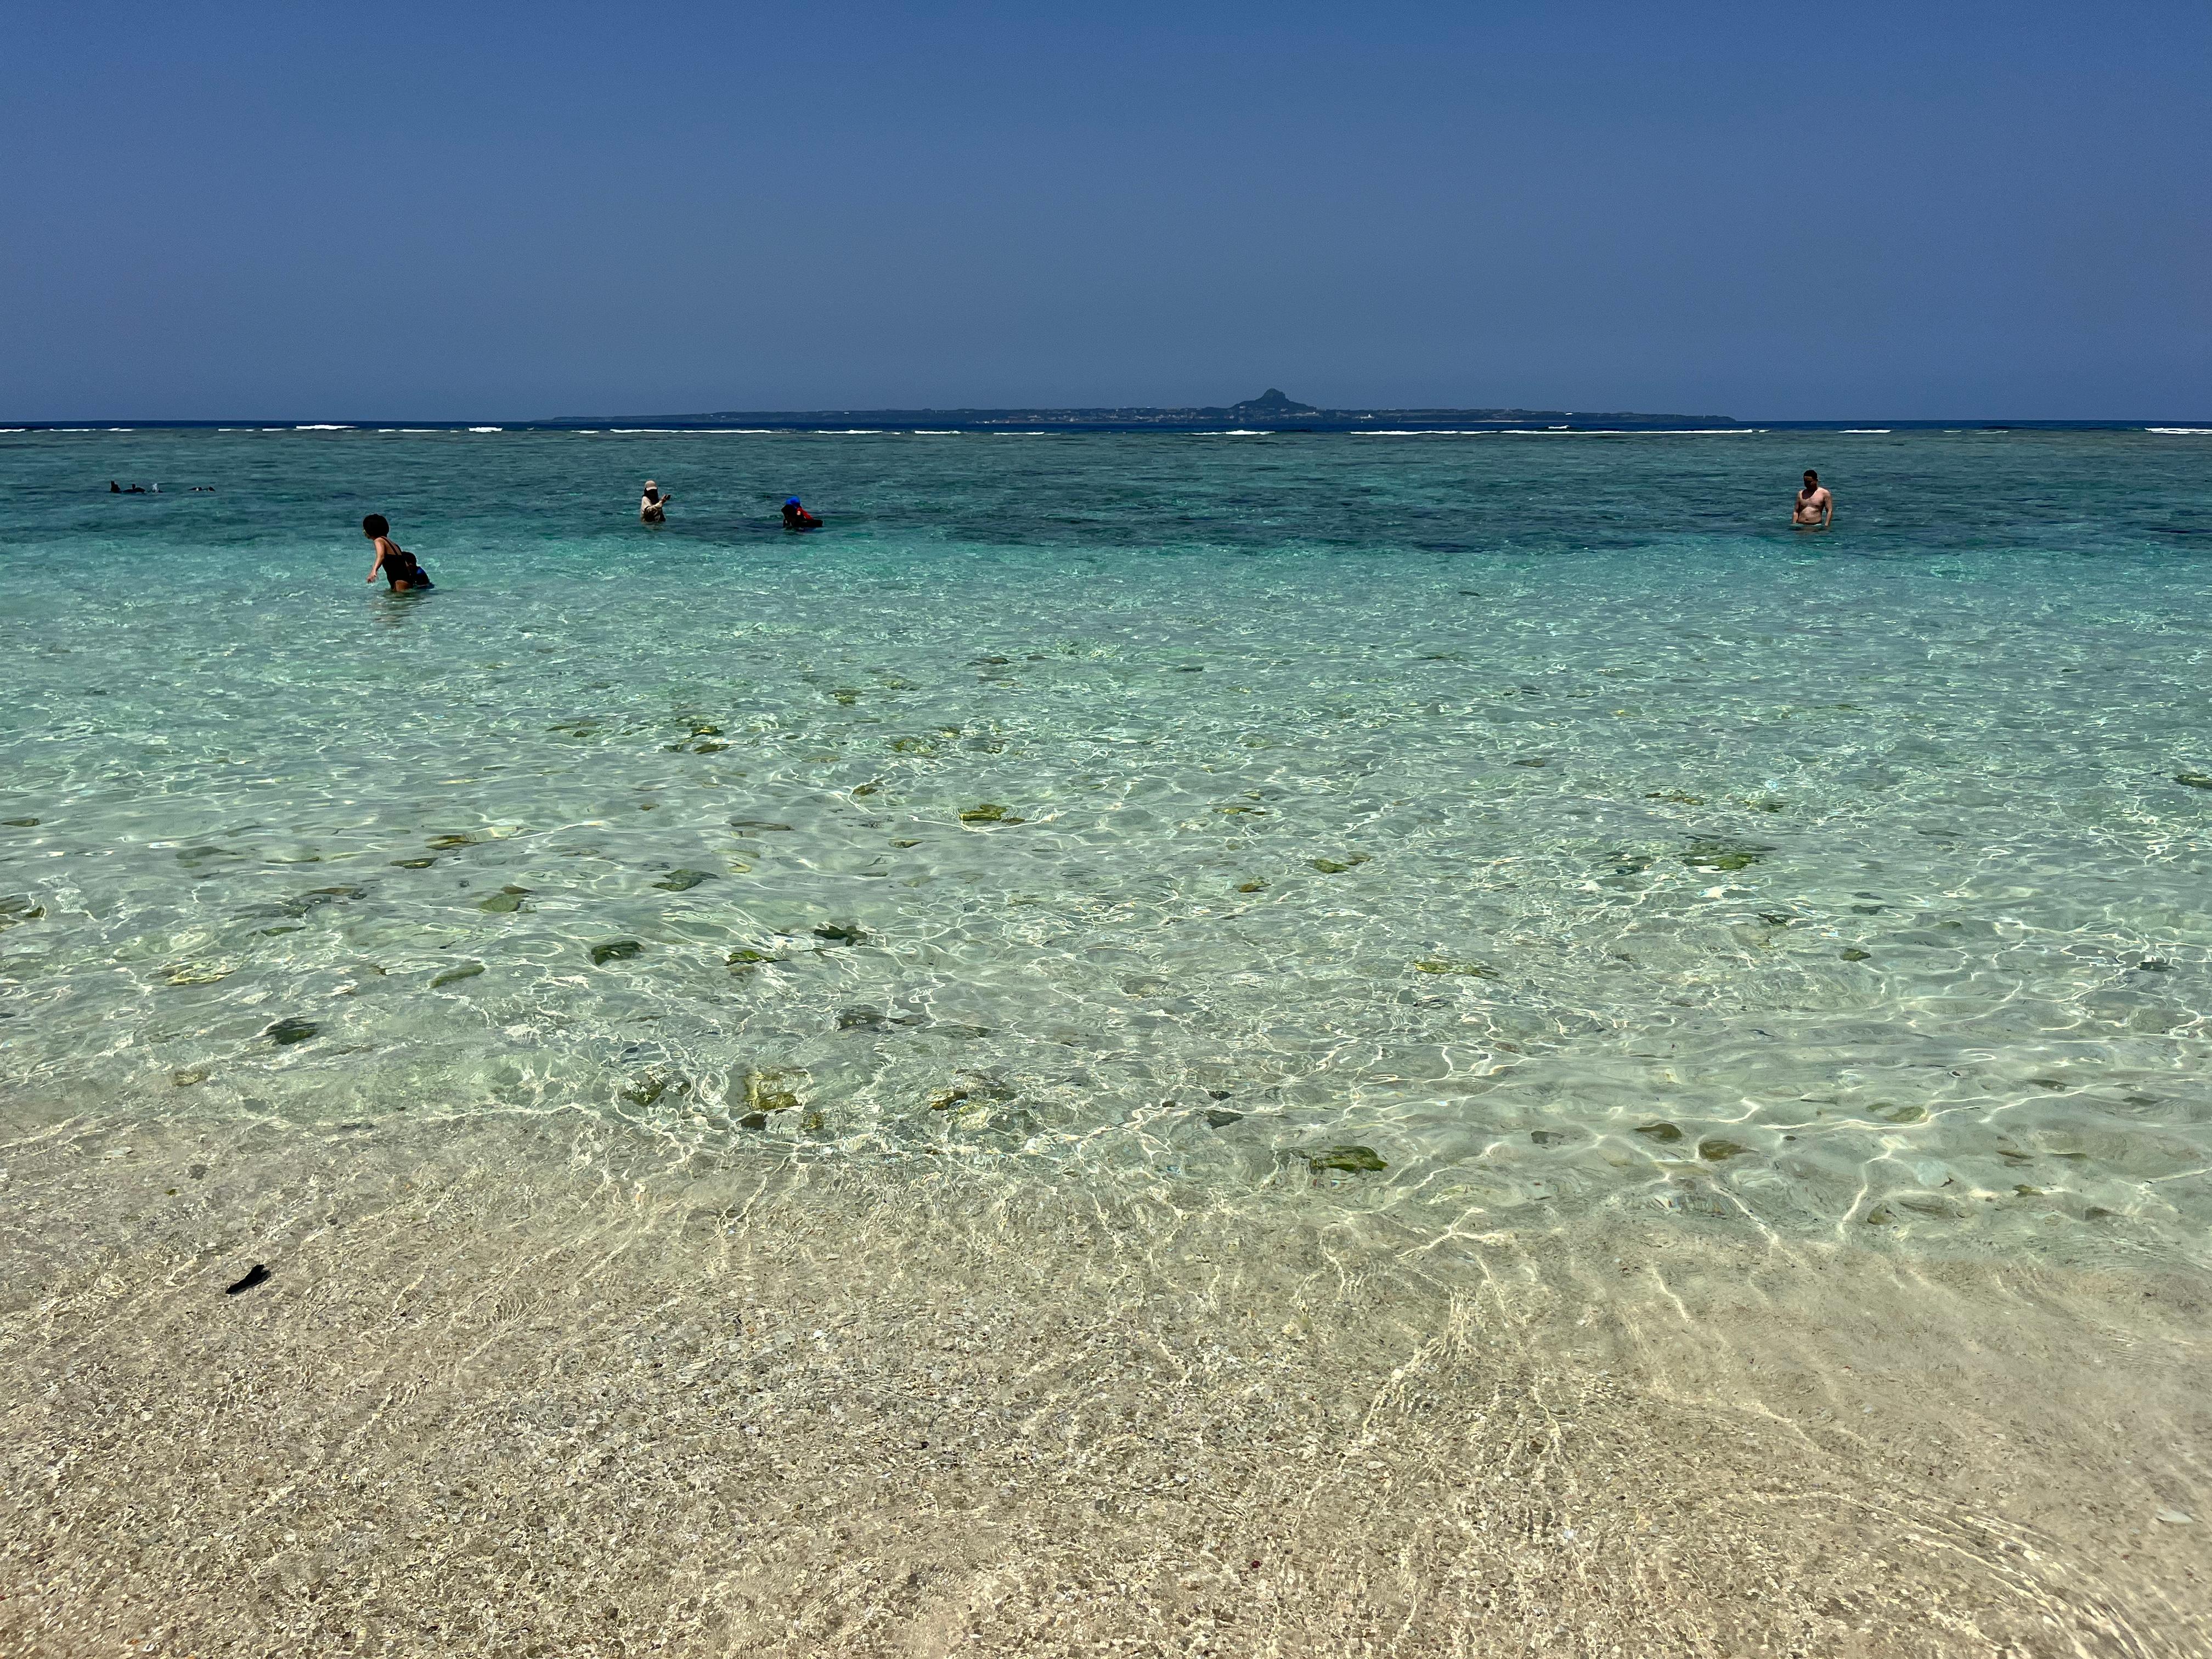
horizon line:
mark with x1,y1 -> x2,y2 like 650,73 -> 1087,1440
7,415 -> 2209,430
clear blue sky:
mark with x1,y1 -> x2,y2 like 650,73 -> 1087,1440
4,2 -> 2205,420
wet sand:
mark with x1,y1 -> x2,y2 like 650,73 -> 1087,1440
3,1109 -> 2207,1656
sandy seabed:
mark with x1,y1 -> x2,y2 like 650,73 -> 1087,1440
2,1108 -> 2206,1658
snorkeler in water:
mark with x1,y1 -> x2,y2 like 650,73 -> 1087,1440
781,497 -> 821,531
362,514 -> 434,590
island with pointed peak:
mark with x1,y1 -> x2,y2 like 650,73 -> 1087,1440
546,388 -> 1738,431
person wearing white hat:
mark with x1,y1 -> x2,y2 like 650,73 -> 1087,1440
639,480 -> 672,523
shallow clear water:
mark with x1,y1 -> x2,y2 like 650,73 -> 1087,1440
5,427 -> 2211,1263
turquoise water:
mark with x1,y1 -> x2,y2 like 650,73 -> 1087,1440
5,426 -> 2211,1261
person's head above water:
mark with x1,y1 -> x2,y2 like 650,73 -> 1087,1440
785,498 -> 802,507
362,513 -> 390,538
644,480 -> 659,499
1803,470 -> 1819,487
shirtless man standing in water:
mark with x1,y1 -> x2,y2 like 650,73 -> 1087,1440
1794,469 -> 1833,529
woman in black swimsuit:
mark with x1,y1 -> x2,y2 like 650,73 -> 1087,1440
362,514 -> 433,591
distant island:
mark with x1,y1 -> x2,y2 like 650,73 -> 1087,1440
547,388 -> 1738,431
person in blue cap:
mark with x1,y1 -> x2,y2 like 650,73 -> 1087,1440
781,496 -> 821,532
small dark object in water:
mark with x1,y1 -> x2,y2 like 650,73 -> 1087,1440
1413,958 -> 1499,978
2173,772 -> 2212,790
1205,1109 -> 1244,1129
1310,855 -> 1370,874
814,922 -> 867,945
224,1263 -> 270,1296
838,1006 -> 923,1032
590,939 -> 644,965
1682,837 -> 1773,873
264,1017 -> 319,1045
1305,1144 -> 1386,1173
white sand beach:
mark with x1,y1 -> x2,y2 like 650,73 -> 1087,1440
4,1108 -> 2204,1657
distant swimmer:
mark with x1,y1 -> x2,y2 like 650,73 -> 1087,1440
362,513 -> 434,591
781,496 -> 821,532
639,480 -> 671,523
1793,470 -> 1833,529
109,480 -> 120,493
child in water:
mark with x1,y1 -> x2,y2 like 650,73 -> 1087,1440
362,514 -> 433,590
